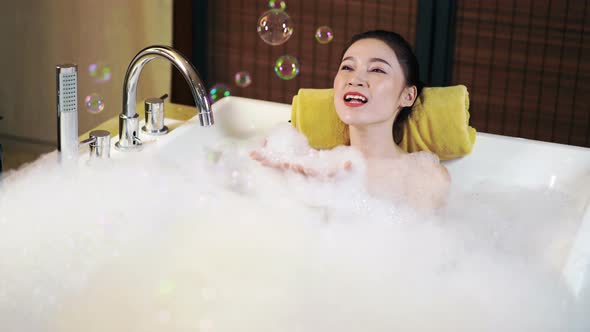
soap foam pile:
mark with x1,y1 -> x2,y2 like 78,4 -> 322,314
0,122 -> 588,331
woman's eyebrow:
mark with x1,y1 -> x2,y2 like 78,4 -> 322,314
369,58 -> 392,68
340,56 -> 392,68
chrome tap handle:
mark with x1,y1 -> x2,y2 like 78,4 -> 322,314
79,136 -> 96,147
141,97 -> 168,135
81,130 -> 111,159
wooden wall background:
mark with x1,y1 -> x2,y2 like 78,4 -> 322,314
173,0 -> 590,148
453,0 -> 589,147
205,0 -> 417,104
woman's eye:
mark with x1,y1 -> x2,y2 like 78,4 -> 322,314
371,68 -> 386,73
340,65 -> 353,71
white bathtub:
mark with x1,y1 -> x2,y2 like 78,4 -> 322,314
209,97 -> 590,195
209,95 -> 590,298
159,95 -> 590,294
1,95 -> 589,331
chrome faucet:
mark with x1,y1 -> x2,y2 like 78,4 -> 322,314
56,64 -> 112,161
115,45 -> 213,151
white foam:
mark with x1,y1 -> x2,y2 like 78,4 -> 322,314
0,122 -> 588,331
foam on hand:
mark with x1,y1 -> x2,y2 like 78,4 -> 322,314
252,123 -> 364,179
0,122 -> 587,332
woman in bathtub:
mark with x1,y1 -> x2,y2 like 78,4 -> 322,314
251,30 -> 450,210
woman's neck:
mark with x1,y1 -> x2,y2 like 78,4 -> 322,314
349,123 -> 406,159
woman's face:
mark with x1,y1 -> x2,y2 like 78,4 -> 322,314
333,38 -> 414,127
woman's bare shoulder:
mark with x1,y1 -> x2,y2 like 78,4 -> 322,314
439,163 -> 451,183
408,151 -> 451,182
407,151 -> 440,165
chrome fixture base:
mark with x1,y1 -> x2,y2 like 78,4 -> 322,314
141,125 -> 169,136
114,141 -> 143,152
114,113 -> 142,151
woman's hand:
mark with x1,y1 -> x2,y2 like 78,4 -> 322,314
250,139 -> 353,179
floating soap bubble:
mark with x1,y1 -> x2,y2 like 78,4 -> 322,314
257,9 -> 294,46
209,84 -> 231,104
234,71 -> 252,87
84,93 -> 105,113
88,63 -> 112,83
315,26 -> 334,44
268,0 -> 286,10
274,55 -> 300,80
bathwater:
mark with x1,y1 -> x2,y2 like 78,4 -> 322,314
0,122 -> 587,332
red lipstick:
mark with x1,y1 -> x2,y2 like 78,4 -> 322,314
343,92 -> 368,108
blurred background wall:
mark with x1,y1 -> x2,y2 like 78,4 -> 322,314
173,0 -> 589,148
0,0 -> 172,169
1,0 -> 588,171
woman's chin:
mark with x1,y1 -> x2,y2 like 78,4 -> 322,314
339,115 -> 358,126
337,109 -> 364,124
339,113 -> 373,126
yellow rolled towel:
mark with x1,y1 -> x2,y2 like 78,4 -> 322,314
290,86 -> 476,160
291,89 -> 347,150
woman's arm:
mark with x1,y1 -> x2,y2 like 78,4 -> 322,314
250,138 -> 353,179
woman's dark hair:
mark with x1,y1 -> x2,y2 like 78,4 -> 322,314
340,30 -> 424,144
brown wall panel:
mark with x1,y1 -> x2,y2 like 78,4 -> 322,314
453,0 -> 589,147
174,0 -> 588,147
171,0 -> 194,105
206,0 -> 417,105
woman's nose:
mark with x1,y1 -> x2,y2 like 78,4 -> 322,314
348,71 -> 367,86
347,76 -> 366,87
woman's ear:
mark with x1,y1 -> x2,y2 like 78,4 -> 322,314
400,86 -> 418,108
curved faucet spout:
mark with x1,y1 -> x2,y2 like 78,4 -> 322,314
116,45 -> 213,151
